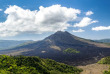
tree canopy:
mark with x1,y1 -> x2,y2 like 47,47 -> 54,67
0,55 -> 82,74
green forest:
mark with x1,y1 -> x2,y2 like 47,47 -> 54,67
98,56 -> 110,74
0,55 -> 82,74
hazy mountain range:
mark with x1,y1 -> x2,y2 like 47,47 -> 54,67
0,40 -> 33,50
94,39 -> 110,43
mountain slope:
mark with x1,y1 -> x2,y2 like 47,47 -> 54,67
1,31 -> 110,65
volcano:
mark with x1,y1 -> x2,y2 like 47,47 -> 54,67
1,31 -> 110,65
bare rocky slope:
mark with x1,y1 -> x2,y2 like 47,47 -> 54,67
0,31 -> 110,66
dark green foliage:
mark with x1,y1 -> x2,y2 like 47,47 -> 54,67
98,56 -> 110,74
104,71 -> 110,74
63,48 -> 80,54
0,55 -> 82,74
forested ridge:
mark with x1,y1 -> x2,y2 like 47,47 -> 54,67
0,55 -> 82,74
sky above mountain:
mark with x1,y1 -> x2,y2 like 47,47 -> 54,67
0,0 -> 110,40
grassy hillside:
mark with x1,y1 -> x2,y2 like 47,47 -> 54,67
98,56 -> 110,64
63,48 -> 80,54
98,57 -> 110,74
0,55 -> 82,74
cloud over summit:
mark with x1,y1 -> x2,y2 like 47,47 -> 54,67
0,5 -> 81,37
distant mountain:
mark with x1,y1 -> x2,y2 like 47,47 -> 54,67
1,31 -> 110,66
0,40 -> 33,50
94,39 -> 110,43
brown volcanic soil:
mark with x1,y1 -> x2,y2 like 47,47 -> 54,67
77,63 -> 109,74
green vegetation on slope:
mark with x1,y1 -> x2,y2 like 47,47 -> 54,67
63,48 -> 80,54
98,56 -> 110,64
0,55 -> 82,74
98,57 -> 110,74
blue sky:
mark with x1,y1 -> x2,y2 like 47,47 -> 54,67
0,0 -> 110,40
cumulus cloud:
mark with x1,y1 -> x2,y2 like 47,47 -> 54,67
0,5 -> 81,37
0,9 -> 2,11
73,17 -> 98,27
72,29 -> 85,32
92,26 -> 110,31
86,11 -> 93,16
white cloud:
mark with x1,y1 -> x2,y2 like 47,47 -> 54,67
0,9 -> 2,11
73,17 -> 98,27
92,26 -> 110,31
0,5 -> 81,37
72,29 -> 85,32
86,11 -> 93,16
